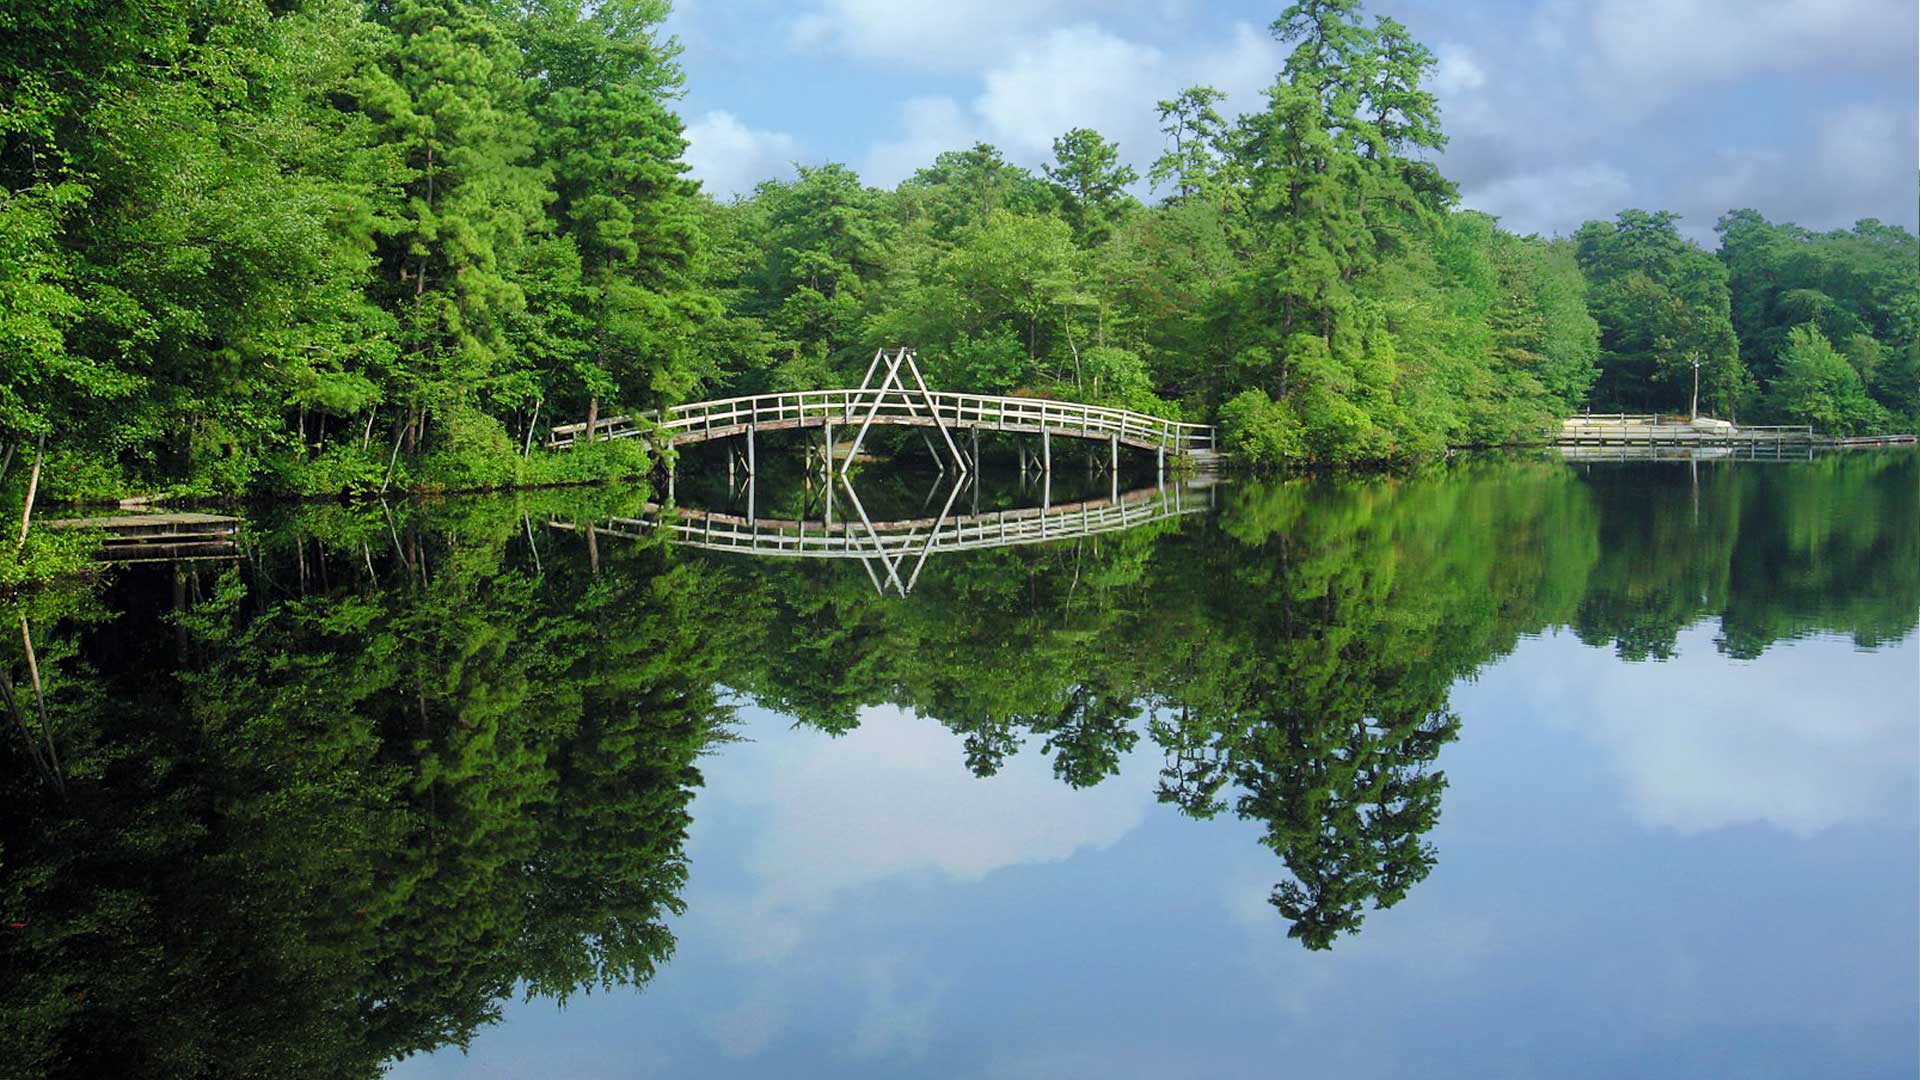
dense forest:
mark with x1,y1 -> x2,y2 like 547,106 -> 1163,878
2,452 -> 1913,1077
2,0 -> 1916,512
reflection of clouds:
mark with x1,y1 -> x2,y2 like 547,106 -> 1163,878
850,953 -> 945,1061
1492,628 -> 1917,835
695,704 -> 1156,963
686,704 -> 1157,1062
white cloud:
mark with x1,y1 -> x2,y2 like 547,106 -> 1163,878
1431,44 -> 1487,96
1653,104 -> 1919,238
974,25 -> 1168,159
859,20 -> 1284,195
683,110 -> 805,200
859,96 -> 980,189
787,0 -> 1187,73
1585,0 -> 1916,92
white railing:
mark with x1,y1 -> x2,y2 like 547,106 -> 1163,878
1558,417 -> 1818,443
550,389 -> 1216,455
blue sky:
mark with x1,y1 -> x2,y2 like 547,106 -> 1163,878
662,0 -> 1919,242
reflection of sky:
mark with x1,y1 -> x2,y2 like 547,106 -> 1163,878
391,628 -> 1919,1079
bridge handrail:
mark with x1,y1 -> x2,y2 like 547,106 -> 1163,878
550,388 -> 1216,451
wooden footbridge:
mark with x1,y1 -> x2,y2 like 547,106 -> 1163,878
549,347 -> 1219,475
548,477 -> 1215,596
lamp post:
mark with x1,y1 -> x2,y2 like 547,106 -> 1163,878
1690,354 -> 1702,420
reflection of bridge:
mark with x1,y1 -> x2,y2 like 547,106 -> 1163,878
550,347 -> 1219,475
548,477 -> 1215,596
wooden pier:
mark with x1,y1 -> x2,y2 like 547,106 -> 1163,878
1557,415 -> 1915,450
44,512 -> 241,563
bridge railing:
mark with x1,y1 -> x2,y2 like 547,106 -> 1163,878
549,389 -> 1216,454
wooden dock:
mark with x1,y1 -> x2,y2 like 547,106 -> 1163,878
43,512 -> 241,563
1557,415 -> 1916,450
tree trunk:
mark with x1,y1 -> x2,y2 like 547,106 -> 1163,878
380,420 -> 405,494
15,435 -> 45,554
584,395 -> 599,446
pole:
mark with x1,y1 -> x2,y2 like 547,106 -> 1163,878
746,423 -> 755,476
1042,425 -> 1052,474
1691,358 -> 1701,420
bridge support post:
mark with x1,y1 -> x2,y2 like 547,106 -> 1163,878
746,424 -> 756,476
1109,434 -> 1118,476
1156,442 -> 1165,481
1041,426 -> 1052,474
824,421 -> 835,477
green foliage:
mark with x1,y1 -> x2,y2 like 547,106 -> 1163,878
1044,127 -> 1140,246
1716,209 -> 1919,428
0,498 -> 732,1077
0,0 -> 701,500
1219,388 -> 1304,467
1574,210 -> 1746,415
1764,324 -> 1890,435
3,0 -> 1912,494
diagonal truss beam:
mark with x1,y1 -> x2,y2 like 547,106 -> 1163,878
841,347 -> 908,475
840,346 -> 967,477
902,348 -> 967,474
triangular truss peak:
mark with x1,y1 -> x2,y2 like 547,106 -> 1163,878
841,347 -> 967,476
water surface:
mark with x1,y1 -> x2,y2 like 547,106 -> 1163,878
1,452 -> 1914,1078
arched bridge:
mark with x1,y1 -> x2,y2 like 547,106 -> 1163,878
549,347 -> 1218,474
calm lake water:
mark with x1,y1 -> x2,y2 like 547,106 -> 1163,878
2,451 -> 1915,1079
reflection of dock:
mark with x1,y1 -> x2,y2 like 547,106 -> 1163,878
550,478 -> 1215,595
44,512 -> 241,563
1557,444 -> 1808,463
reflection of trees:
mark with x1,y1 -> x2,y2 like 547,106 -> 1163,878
702,459 -> 1605,948
695,453 -> 1916,948
1,453 -> 1911,1073
0,499 -> 735,1079
1568,454 -> 1918,659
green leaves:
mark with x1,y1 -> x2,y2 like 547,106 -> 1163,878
1765,323 -> 1890,434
